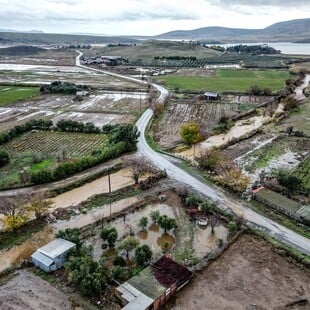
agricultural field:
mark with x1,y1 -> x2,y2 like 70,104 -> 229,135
293,155 -> 310,191
0,48 -> 77,66
0,66 -> 144,90
241,136 -> 309,174
156,69 -> 291,92
172,234 -> 310,309
0,85 -> 39,106
153,98 -> 263,149
0,131 -> 108,189
280,96 -> 310,136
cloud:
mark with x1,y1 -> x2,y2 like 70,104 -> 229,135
210,0 -> 310,7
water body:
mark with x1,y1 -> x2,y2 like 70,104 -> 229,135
218,42 -> 310,55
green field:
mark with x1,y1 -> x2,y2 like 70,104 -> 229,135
0,86 -> 40,106
0,131 -> 108,189
157,69 -> 291,92
293,155 -> 310,191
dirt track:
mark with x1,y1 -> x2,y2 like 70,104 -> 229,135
173,234 -> 310,310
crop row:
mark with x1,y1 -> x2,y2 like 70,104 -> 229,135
4,131 -> 108,158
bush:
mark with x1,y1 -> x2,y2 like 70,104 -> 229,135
0,149 -> 10,167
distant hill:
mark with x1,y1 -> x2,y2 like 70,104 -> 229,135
0,32 -> 139,45
0,45 -> 46,56
155,19 -> 310,42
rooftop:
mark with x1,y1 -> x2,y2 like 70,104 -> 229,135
126,256 -> 193,300
38,238 -> 76,259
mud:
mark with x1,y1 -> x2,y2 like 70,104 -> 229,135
173,234 -> 310,310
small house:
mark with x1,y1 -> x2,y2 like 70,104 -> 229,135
204,91 -> 220,100
31,238 -> 76,272
116,256 -> 193,310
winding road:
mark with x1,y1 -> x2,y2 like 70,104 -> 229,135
76,51 -> 310,255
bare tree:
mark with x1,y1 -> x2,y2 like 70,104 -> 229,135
209,215 -> 219,234
26,192 -> 53,219
125,156 -> 155,184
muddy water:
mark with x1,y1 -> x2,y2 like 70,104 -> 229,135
294,74 -> 310,101
53,196 -> 139,231
51,168 -> 133,210
180,115 -> 271,160
87,202 -> 228,262
193,224 -> 228,257
0,226 -> 54,272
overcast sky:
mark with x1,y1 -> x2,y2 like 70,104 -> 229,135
0,0 -> 309,35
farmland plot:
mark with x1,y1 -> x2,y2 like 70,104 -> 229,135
154,101 -> 243,148
0,131 -> 108,189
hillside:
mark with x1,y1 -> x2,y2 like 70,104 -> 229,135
0,45 -> 46,56
156,18 -> 310,42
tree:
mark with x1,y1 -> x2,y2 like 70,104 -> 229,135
276,169 -> 304,194
110,124 -> 140,151
26,192 -> 53,219
180,122 -> 204,147
134,245 -> 153,267
247,85 -> 262,96
0,149 -> 9,167
200,200 -> 213,215
0,195 -> 30,231
209,215 -> 219,234
65,254 -> 107,297
197,147 -> 221,171
56,228 -> 82,253
100,227 -> 118,248
126,156 -> 154,184
150,211 -> 160,223
158,215 -> 177,234
118,237 -> 140,259
113,256 -> 127,267
138,217 -> 148,231
185,193 -> 201,208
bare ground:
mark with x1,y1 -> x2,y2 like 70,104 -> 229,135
172,234 -> 310,310
0,269 -> 72,310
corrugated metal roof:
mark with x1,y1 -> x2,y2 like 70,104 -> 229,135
31,250 -> 54,267
38,238 -> 76,259
117,282 -> 154,310
204,91 -> 218,97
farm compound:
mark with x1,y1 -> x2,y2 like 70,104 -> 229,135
31,238 -> 76,272
116,256 -> 193,310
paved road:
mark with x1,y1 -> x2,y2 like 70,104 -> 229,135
76,51 -> 310,255
136,109 -> 310,255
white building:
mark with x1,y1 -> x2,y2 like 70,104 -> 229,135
31,238 -> 76,272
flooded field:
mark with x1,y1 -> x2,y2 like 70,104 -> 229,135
78,192 -> 229,262
0,89 -> 148,131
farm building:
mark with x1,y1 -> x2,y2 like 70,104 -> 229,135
116,256 -> 193,310
252,187 -> 309,224
31,238 -> 76,272
204,91 -> 220,100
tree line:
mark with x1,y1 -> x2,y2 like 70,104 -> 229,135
40,81 -> 89,95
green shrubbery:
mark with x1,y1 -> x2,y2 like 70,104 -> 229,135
40,81 -> 89,95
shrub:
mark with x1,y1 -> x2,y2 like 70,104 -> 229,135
0,149 -> 10,167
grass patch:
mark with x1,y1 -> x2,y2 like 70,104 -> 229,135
157,69 -> 291,92
0,219 -> 46,251
0,86 -> 40,106
31,158 -> 55,173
